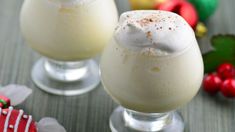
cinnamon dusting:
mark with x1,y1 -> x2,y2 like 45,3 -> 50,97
146,31 -> 152,39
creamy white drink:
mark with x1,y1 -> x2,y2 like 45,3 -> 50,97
20,0 -> 118,61
20,0 -> 118,96
101,11 -> 204,113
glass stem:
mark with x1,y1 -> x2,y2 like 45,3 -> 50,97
44,58 -> 88,82
123,108 -> 173,131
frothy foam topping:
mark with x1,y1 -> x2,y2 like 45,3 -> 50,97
114,10 -> 196,55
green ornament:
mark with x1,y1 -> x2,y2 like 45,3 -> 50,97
203,35 -> 235,73
189,0 -> 218,21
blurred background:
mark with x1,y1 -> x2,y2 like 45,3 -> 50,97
0,0 -> 235,132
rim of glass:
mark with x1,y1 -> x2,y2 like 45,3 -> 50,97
45,0 -> 97,6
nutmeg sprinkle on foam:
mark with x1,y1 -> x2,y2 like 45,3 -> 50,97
114,10 -> 196,56
146,31 -> 152,39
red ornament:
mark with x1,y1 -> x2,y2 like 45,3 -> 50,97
203,74 -> 222,94
220,79 -> 235,98
179,1 -> 198,28
0,107 -> 37,132
157,0 -> 198,28
217,63 -> 235,79
155,0 -> 182,11
0,85 -> 66,132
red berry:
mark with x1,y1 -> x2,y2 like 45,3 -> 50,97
220,79 -> 235,98
217,63 -> 235,79
203,74 -> 222,94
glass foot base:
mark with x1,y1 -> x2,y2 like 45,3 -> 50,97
31,58 -> 100,96
110,107 -> 184,132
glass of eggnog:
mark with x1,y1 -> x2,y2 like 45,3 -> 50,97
20,0 -> 118,96
100,10 -> 204,132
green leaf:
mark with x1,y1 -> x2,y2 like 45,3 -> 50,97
203,34 -> 235,73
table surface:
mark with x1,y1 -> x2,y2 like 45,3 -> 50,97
0,0 -> 235,132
